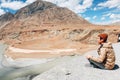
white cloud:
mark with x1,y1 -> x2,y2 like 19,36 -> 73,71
43,0 -> 93,13
1,1 -> 26,10
93,16 -> 96,19
92,6 -> 103,11
0,0 -> 93,14
109,14 -> 120,19
95,13 -> 120,25
101,17 -> 105,20
103,13 -> 120,19
0,8 -> 5,16
103,13 -> 112,17
26,0 -> 37,4
98,0 -> 120,9
92,0 -> 119,11
93,7 -> 97,11
85,17 -> 90,20
0,0 -> 36,10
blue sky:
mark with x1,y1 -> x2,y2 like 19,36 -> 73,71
0,0 -> 120,25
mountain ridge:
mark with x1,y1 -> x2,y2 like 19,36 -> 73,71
0,0 -> 88,24
0,0 -> 119,45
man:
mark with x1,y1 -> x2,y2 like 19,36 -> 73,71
86,33 -> 116,70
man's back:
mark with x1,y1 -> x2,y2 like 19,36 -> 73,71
101,42 -> 115,69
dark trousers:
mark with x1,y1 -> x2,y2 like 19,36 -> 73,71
88,59 -> 105,69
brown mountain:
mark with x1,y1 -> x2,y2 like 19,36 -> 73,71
0,12 -> 14,22
0,0 -> 120,60
0,0 -> 119,46
0,0 -> 91,41
14,0 -> 88,23
0,0 -> 89,24
0,12 -> 14,26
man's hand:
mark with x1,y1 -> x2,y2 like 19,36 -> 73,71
86,55 -> 92,60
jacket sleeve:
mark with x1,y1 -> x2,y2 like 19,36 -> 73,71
90,48 -> 107,63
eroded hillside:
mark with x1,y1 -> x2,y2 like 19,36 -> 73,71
0,0 -> 120,47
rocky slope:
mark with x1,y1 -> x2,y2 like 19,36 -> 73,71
0,0 -> 120,46
0,12 -> 14,22
0,12 -> 14,27
0,0 -> 92,43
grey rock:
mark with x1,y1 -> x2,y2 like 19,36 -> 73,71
33,43 -> 120,80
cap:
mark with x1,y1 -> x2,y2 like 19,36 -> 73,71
98,33 -> 108,40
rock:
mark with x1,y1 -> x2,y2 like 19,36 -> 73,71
0,43 -> 120,80
0,56 -> 72,80
32,43 -> 120,80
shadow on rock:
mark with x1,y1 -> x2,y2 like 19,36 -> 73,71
113,64 -> 119,70
85,63 -> 119,70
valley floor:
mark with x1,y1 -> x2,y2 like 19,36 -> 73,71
5,39 -> 97,59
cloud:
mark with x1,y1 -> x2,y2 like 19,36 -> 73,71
93,7 -> 97,11
26,0 -> 37,4
43,0 -> 93,13
109,14 -> 120,19
85,17 -> 90,20
98,0 -> 120,9
92,6 -> 103,11
101,17 -> 105,20
0,8 -> 5,15
0,0 -> 93,15
1,1 -> 26,10
95,13 -> 120,25
103,13 -> 120,19
0,0 -> 36,10
103,13 -> 112,17
93,16 -> 96,19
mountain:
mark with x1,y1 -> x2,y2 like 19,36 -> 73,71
0,12 -> 14,26
0,0 -> 119,46
0,0 -> 88,24
0,0 -> 91,42
0,12 -> 14,22
0,0 -> 120,66
14,0 -> 87,23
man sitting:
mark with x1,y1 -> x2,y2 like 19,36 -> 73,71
86,33 -> 116,70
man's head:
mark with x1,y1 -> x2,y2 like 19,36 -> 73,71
98,33 -> 108,44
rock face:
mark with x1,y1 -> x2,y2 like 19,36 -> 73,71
0,12 -> 14,27
0,12 -> 14,22
32,45 -> 120,80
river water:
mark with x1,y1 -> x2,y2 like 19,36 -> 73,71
0,43 -> 62,80
0,43 -> 7,68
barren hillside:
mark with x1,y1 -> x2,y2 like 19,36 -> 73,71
0,0 -> 91,43
0,0 -> 120,57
